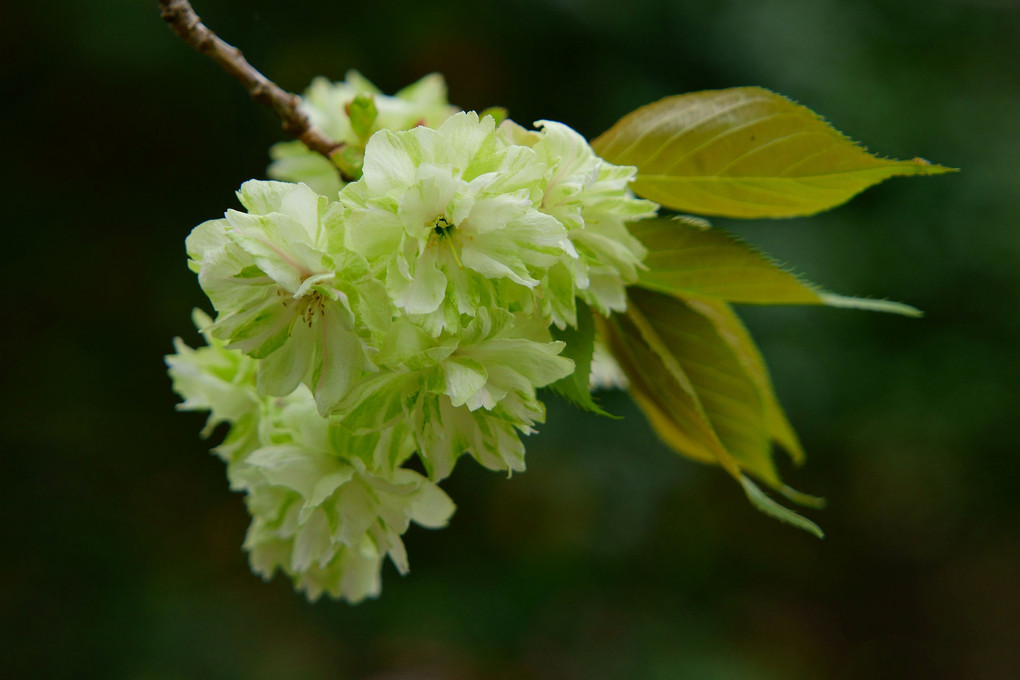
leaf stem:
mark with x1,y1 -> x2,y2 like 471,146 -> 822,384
158,0 -> 353,180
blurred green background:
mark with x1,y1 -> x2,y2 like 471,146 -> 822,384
3,0 -> 1019,678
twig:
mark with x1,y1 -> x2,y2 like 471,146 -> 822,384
158,0 -> 352,179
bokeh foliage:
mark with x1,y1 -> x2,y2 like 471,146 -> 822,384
3,0 -> 1019,678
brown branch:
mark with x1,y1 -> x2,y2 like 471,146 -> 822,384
158,0 -> 352,179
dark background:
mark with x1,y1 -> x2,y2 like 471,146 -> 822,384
3,0 -> 1019,678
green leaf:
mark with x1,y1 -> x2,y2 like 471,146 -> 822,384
548,301 -> 616,417
627,288 -> 778,485
596,290 -> 823,536
596,312 -> 729,468
592,87 -> 955,218
683,297 -> 804,465
629,217 -> 921,316
739,475 -> 824,538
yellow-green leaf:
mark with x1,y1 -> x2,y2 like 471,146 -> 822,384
630,217 -> 921,316
598,290 -> 823,536
739,475 -> 824,537
597,311 -> 729,468
684,297 -> 804,467
592,87 -> 954,218
627,289 -> 776,485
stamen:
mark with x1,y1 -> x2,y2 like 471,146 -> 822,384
432,216 -> 454,237
429,216 -> 463,267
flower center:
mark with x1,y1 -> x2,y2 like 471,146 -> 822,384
428,216 -> 464,267
300,291 -> 325,327
431,216 -> 455,237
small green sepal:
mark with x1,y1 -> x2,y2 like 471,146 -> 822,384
347,93 -> 379,141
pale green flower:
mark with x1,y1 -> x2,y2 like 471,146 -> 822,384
168,316 -> 456,603
166,309 -> 262,471
268,71 -> 460,196
240,386 -> 455,603
340,112 -> 577,335
166,309 -> 258,438
166,310 -> 278,495
172,90 -> 668,604
507,119 -> 658,322
187,180 -> 389,415
332,308 -> 574,479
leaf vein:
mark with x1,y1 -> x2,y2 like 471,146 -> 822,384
659,112 -> 795,175
629,97 -> 764,169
